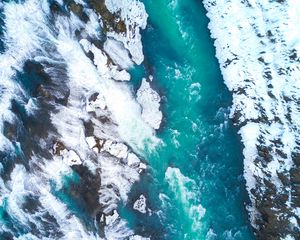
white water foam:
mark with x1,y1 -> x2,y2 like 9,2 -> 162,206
0,0 -> 51,152
0,0 -> 157,239
165,167 -> 206,232
55,19 -> 159,152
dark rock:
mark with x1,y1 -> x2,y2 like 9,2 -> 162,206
290,168 -> 300,183
257,145 -> 273,162
87,0 -> 127,33
275,148 -> 287,159
277,171 -> 290,185
84,120 -> 95,136
292,152 -> 300,166
68,1 -> 89,23
289,49 -> 298,61
89,92 -> 99,102
70,165 -> 102,216
52,141 -> 66,155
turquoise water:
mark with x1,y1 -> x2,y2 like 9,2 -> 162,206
123,1 -> 255,239
0,0 -> 255,239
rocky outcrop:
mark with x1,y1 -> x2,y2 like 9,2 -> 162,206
137,77 -> 163,130
0,0 -> 158,239
133,194 -> 147,214
204,0 -> 300,239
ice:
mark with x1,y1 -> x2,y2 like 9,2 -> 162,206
127,152 -> 141,166
105,0 -> 148,64
102,140 -> 129,159
133,194 -> 147,214
104,38 -> 133,69
86,136 -> 97,149
137,78 -> 162,130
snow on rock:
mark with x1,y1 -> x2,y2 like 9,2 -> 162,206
85,136 -> 97,149
61,149 -> 82,166
105,0 -> 148,64
105,210 -> 120,226
52,142 -> 82,166
137,77 -> 162,130
102,140 -> 129,159
133,194 -> 147,214
86,92 -> 106,112
204,0 -> 300,238
104,38 -> 133,69
80,38 -> 131,81
111,69 -> 131,82
138,163 -> 147,173
54,148 -> 82,166
127,152 -> 141,166
85,136 -> 104,153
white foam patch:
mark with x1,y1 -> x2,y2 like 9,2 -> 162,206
6,165 -> 31,227
55,24 -> 159,152
16,233 -> 40,240
165,167 -> 206,232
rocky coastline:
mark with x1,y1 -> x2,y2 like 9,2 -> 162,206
0,0 -> 161,239
204,1 -> 300,239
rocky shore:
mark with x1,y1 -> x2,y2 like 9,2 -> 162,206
204,0 -> 300,239
0,0 -> 161,239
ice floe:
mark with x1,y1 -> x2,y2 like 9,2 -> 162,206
133,194 -> 147,214
137,77 -> 163,130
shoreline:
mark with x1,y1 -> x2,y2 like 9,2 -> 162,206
203,0 -> 300,239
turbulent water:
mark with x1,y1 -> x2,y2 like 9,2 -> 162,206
0,0 -> 298,240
